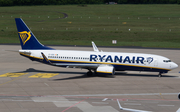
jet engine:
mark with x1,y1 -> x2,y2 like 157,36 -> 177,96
96,65 -> 115,75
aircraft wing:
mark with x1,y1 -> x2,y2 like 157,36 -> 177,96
41,52 -> 99,69
53,63 -> 99,69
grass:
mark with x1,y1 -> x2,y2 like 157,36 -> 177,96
0,5 -> 180,48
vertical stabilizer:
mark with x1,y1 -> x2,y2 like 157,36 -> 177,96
15,18 -> 53,50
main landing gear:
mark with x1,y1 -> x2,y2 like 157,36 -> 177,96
87,70 -> 93,77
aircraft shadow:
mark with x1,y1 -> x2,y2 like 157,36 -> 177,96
50,72 -> 177,81
15,68 -> 113,81
16,68 -> 84,75
14,68 -> 177,81
115,72 -> 177,77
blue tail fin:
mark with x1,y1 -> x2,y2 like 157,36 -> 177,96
15,18 -> 54,50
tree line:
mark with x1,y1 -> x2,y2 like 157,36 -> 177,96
0,0 -> 180,6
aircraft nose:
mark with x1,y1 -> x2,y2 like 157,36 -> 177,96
171,62 -> 178,69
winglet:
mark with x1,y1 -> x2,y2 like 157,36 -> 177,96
92,41 -> 99,52
41,52 -> 52,64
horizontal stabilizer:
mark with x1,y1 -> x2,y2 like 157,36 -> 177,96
41,52 -> 52,64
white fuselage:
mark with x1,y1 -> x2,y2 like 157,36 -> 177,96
19,49 -> 178,73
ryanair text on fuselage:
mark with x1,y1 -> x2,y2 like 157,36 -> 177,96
90,54 -> 153,64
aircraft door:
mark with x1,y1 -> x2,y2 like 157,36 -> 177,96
154,60 -> 158,67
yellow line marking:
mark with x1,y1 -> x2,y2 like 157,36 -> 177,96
0,74 -> 27,86
0,73 -> 27,77
159,93 -> 164,99
29,73 -> 59,78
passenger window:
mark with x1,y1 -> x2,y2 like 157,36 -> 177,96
163,60 -> 171,63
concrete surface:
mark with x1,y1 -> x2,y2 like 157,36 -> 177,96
0,45 -> 180,112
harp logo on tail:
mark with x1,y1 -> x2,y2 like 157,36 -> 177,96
19,31 -> 31,45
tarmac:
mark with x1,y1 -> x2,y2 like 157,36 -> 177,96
0,45 -> 180,112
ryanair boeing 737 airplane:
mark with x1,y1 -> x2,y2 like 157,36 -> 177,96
15,18 -> 178,77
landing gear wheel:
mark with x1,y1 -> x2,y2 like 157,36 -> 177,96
158,73 -> 162,77
87,71 -> 93,77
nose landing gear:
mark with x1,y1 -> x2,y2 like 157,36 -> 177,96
158,72 -> 162,77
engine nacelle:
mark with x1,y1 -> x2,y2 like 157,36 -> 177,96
178,93 -> 180,100
96,65 -> 115,75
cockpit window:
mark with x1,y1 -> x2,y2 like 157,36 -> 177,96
163,60 -> 171,63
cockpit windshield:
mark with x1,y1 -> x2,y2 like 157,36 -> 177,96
163,60 -> 171,63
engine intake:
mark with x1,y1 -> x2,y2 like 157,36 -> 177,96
96,65 -> 115,75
